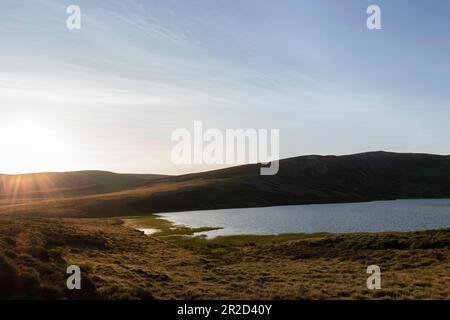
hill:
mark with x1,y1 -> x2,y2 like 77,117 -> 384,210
1,151 -> 450,217
128,151 -> 450,214
2,151 -> 449,300
0,171 -> 168,200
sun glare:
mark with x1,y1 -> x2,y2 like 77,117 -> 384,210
0,117 -> 79,174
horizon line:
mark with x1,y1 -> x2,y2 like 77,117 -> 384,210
1,150 -> 448,176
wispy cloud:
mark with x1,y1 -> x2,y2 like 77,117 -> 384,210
1,0 -> 449,174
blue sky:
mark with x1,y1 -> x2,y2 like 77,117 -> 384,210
0,0 -> 449,174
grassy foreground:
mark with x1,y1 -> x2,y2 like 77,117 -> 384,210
1,215 -> 449,299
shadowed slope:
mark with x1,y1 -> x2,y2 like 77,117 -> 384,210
129,151 -> 450,214
1,151 -> 450,217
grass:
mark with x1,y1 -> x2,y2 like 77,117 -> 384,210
122,215 -> 221,237
1,215 -> 449,300
2,155 -> 450,299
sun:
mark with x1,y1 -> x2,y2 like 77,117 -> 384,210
0,117 -> 79,174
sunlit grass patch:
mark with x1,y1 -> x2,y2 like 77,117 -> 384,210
121,215 -> 221,237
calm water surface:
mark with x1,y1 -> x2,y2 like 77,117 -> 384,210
158,199 -> 450,238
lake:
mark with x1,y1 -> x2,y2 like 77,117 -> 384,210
158,199 -> 450,238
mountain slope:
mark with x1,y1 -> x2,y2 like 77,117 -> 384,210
1,151 -> 450,217
129,151 -> 450,214
0,171 -> 168,200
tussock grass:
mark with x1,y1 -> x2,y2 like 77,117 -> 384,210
122,215 -> 221,237
1,215 -> 449,300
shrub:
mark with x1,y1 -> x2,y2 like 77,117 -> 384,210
0,254 -> 18,298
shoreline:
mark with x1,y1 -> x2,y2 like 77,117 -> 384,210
1,214 -> 449,299
121,214 -> 450,242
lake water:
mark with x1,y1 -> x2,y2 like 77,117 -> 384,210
158,199 -> 450,238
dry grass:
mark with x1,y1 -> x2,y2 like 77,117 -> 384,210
1,215 -> 449,300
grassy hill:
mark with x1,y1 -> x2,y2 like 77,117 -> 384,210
129,151 -> 450,214
0,171 -> 168,200
1,151 -> 449,300
1,151 -> 450,217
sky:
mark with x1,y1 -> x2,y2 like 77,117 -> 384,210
0,0 -> 449,174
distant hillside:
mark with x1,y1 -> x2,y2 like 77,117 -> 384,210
1,152 -> 450,217
129,151 -> 450,214
0,171 -> 168,199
